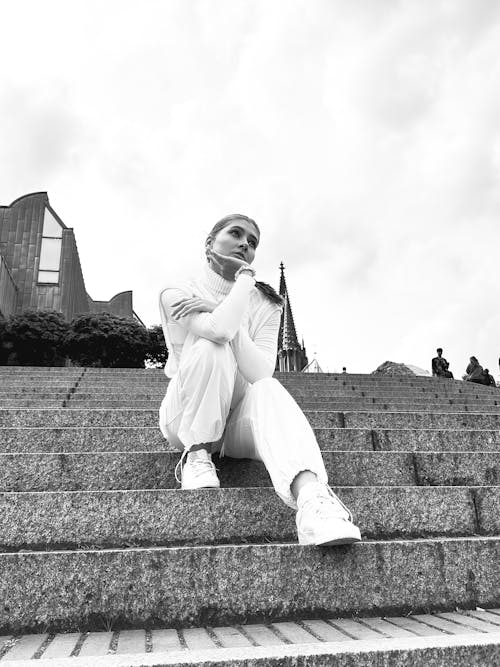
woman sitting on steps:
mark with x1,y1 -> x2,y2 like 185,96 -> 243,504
158,213 -> 361,546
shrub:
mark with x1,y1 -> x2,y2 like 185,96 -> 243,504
0,316 -> 11,365
65,312 -> 149,368
145,324 -> 168,368
7,310 -> 69,366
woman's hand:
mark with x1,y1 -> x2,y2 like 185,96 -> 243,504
171,296 -> 218,320
207,248 -> 250,280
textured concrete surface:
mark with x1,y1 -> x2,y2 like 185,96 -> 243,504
473,487 -> 500,534
2,426 -> 500,454
344,411 -> 500,429
416,453 -> 499,486
371,428 -> 500,452
56,400 -> 500,413
0,427 -> 173,453
0,537 -> 499,632
0,409 -> 160,428
1,450 -> 498,491
3,638 -> 500,666
0,486 -> 481,550
1,614 -> 500,666
4,406 -> 500,429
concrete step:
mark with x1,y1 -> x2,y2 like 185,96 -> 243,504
5,387 -> 499,401
1,486 -> 497,551
3,384 -> 496,399
2,426 -> 500,454
1,536 -> 499,632
4,399 -> 500,413
0,370 -> 483,385
1,610 -> 499,665
0,388 -> 72,395
3,407 -> 500,429
57,401 -> 500,413
0,450 -> 498,491
1,380 -> 493,395
67,392 -> 500,404
0,401 -> 67,408
3,368 -> 497,393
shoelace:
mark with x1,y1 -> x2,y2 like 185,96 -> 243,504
302,487 -> 354,523
174,450 -> 219,484
326,486 -> 354,522
174,449 -> 189,484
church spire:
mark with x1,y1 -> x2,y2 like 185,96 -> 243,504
276,262 -> 308,372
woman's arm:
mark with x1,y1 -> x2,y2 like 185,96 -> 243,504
230,308 -> 281,383
160,273 -> 255,345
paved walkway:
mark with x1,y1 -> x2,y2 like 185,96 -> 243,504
1,609 -> 499,663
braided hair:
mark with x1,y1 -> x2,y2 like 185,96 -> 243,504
206,214 -> 283,307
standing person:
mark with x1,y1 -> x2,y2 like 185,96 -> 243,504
431,348 -> 454,378
465,356 -> 485,384
158,214 -> 361,546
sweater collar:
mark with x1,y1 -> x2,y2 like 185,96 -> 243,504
202,262 -> 234,297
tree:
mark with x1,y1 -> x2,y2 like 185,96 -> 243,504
7,310 -> 69,366
144,324 -> 168,368
65,312 -> 150,368
0,316 -> 11,365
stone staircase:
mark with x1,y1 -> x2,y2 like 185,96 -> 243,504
0,367 -> 499,666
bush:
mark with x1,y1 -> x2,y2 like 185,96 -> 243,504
65,312 -> 150,368
145,324 -> 168,368
7,310 -> 69,366
0,316 -> 10,365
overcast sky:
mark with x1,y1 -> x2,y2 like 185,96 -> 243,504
1,0 -> 499,374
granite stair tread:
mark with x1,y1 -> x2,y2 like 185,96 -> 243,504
4,407 -> 500,429
1,367 -> 499,656
1,485 -> 497,550
0,450 -> 498,490
1,536 -> 500,632
2,426 -> 500,453
1,609 -> 500,665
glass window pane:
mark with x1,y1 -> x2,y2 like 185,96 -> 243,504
40,238 -> 62,270
43,208 -> 63,238
38,271 -> 59,284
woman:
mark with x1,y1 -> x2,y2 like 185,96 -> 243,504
465,356 -> 485,384
158,214 -> 361,546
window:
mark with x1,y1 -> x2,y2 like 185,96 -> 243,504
37,208 -> 63,284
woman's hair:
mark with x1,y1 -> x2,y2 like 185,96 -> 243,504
207,214 -> 283,307
207,214 -> 260,242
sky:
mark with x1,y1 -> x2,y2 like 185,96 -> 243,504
1,0 -> 499,375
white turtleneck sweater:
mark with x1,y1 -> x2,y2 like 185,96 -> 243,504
159,264 -> 282,384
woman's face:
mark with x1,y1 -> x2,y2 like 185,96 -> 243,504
209,219 -> 259,264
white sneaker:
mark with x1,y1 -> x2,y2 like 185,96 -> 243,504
178,449 -> 220,490
296,482 -> 361,546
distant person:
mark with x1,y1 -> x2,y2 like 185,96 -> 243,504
342,367 -> 347,374
483,369 -> 497,387
465,356 -> 486,384
432,348 -> 454,379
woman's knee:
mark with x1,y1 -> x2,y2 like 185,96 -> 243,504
189,338 -> 234,372
250,377 -> 283,394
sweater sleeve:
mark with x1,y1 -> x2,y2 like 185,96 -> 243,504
159,274 -> 255,345
230,308 -> 281,383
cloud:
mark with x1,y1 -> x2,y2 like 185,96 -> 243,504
0,85 -> 84,184
1,0 -> 500,374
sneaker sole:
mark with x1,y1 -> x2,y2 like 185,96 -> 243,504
298,526 -> 362,547
181,481 -> 221,490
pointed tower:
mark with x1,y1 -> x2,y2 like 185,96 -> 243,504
276,262 -> 308,372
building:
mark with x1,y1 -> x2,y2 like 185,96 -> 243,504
276,262 -> 308,372
0,192 -> 140,322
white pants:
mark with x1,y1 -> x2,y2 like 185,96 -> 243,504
159,338 -> 328,508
